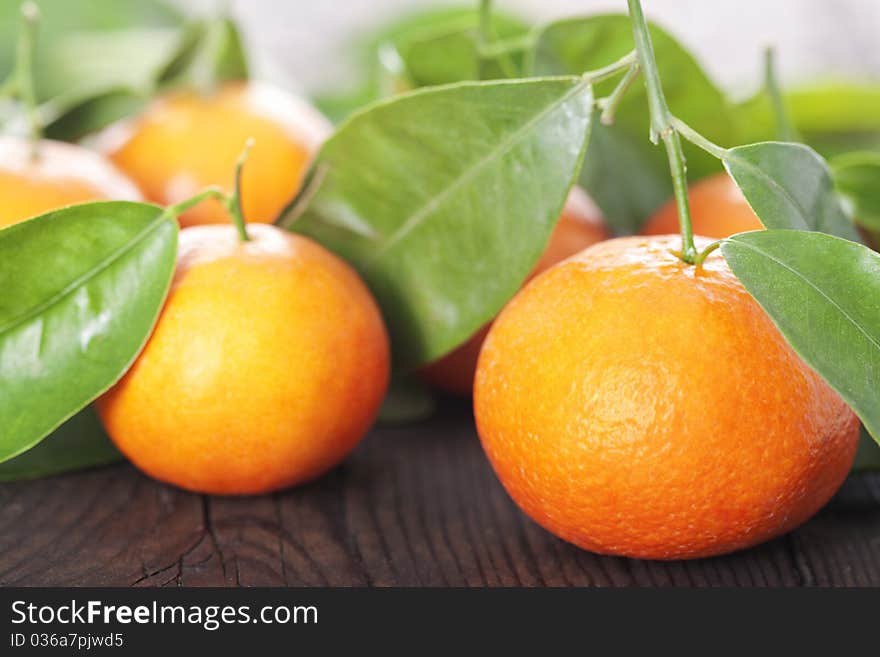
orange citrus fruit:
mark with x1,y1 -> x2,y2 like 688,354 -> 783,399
474,235 -> 859,560
97,223 -> 389,495
0,135 -> 142,228
98,81 -> 331,228
420,187 -> 609,395
641,172 -> 763,238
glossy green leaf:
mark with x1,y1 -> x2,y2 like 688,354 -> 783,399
723,142 -> 862,241
531,15 -> 735,234
831,151 -> 880,231
283,78 -> 593,368
0,406 -> 121,481
0,201 -> 178,463
721,230 -> 880,443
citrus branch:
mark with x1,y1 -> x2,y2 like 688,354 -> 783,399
582,50 -> 637,85
670,117 -> 729,159
626,0 -> 696,263
598,62 -> 640,125
162,186 -> 228,220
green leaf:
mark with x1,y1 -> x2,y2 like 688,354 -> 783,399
312,7 -> 529,124
0,201 -> 178,463
41,87 -> 147,142
28,27 -> 176,141
378,376 -> 436,424
0,406 -> 121,482
157,17 -> 248,90
723,142 -> 862,241
831,151 -> 880,231
721,230 -> 880,444
0,0 -> 183,102
282,78 -> 593,369
578,114 -> 672,233
397,22 -> 530,87
1,6 -> 247,141
38,27 -> 182,101
531,15 -> 735,234
38,17 -> 247,141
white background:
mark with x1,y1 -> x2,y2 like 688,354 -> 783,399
175,0 -> 880,98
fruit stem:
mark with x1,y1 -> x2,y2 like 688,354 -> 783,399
476,0 -> 517,79
763,47 -> 800,142
225,138 -> 253,242
163,186 -> 227,219
626,0 -> 696,264
10,2 -> 42,156
581,50 -> 638,85
161,136 -> 253,240
693,240 -> 722,268
478,0 -> 493,47
598,62 -> 640,125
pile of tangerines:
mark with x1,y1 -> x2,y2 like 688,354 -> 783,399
0,4 -> 868,561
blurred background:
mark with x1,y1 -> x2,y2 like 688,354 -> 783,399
176,0 -> 880,98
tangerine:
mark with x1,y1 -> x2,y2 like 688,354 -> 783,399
97,223 -> 389,495
99,81 -> 331,228
0,136 -> 142,228
474,235 -> 859,559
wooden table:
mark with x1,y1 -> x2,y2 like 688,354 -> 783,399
1,398 -> 879,587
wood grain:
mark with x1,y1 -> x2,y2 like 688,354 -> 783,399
1,399 -> 878,587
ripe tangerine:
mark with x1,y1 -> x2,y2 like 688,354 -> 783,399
97,223 -> 389,495
0,135 -> 142,228
98,81 -> 331,228
474,235 -> 859,559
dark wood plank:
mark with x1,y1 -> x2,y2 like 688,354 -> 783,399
0,466 -> 212,586
783,475 -> 880,586
1,399 -> 877,587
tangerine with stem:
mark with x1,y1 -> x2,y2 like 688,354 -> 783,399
98,81 -> 331,228
0,4 -> 142,227
97,163 -> 389,495
474,235 -> 859,559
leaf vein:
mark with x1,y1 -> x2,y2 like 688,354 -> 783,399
367,79 -> 592,264
0,213 -> 171,338
726,151 -> 813,229
729,239 -> 880,353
